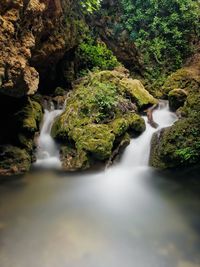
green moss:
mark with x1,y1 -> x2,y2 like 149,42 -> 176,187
0,145 -> 31,175
163,68 -> 200,96
16,99 -> 43,133
126,113 -> 146,134
18,134 -> 34,152
119,78 -> 158,108
110,118 -> 129,137
150,117 -> 200,169
71,124 -> 115,160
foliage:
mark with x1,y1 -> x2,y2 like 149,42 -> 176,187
76,35 -> 119,74
119,0 -> 200,79
175,142 -> 200,164
79,0 -> 102,13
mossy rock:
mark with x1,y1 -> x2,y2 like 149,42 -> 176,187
15,98 -> 43,133
0,145 -> 31,176
119,78 -> 158,109
150,117 -> 200,169
51,68 -> 156,170
168,89 -> 188,111
71,124 -> 115,160
60,146 -> 90,171
163,68 -> 200,96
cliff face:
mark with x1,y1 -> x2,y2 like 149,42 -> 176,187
0,0 -> 79,97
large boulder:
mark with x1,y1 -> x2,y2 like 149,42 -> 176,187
51,68 -> 153,170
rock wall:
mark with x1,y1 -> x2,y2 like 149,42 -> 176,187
0,0 -> 80,97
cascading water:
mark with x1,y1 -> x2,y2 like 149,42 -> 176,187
121,100 -> 177,168
104,101 -> 177,183
34,101 -> 64,169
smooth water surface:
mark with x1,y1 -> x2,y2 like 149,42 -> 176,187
0,102 -> 200,267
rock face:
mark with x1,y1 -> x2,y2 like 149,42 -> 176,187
0,0 -> 80,97
51,67 -> 157,171
150,53 -> 200,169
0,97 -> 43,176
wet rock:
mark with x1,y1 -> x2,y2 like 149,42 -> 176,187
0,145 -> 31,176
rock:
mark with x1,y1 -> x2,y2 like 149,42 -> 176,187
149,117 -> 200,169
0,145 -> 31,176
60,146 -> 90,171
162,55 -> 200,96
119,79 -> 158,109
0,0 -> 80,97
51,68 -> 153,170
0,96 -> 43,175
168,89 -> 188,111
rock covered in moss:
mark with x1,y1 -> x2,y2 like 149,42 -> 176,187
149,117 -> 200,169
168,89 -> 188,111
0,97 -> 43,176
15,98 -> 43,134
0,145 -> 31,176
119,79 -> 158,109
51,68 -> 154,170
162,67 -> 200,96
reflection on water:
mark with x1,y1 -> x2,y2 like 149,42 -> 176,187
0,102 -> 200,267
0,170 -> 200,267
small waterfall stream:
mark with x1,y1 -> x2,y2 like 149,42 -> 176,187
121,101 -> 177,168
34,102 -> 63,169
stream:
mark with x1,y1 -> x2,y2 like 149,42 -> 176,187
0,102 -> 200,267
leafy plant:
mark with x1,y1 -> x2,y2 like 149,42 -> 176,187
175,142 -> 200,164
76,35 -> 119,74
119,0 -> 200,79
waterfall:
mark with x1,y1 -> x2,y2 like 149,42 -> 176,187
104,101 -> 177,181
34,101 -> 64,169
121,101 -> 177,168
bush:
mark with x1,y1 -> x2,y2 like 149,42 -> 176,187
76,36 -> 119,75
119,0 -> 200,79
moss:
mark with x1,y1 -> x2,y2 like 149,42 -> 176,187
16,98 -> 43,134
71,124 -> 115,160
18,133 -> 34,152
60,146 -> 90,171
110,118 -> 129,137
0,145 -> 31,175
168,89 -> 187,111
119,78 -> 158,109
150,117 -> 200,169
126,113 -> 146,134
163,68 -> 200,96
